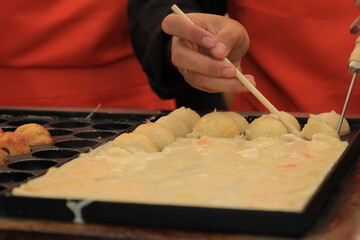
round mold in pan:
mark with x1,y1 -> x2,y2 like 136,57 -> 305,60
54,139 -> 100,149
92,122 -> 134,131
7,119 -> 49,126
49,121 -> 90,129
1,126 -> 17,132
0,185 -> 6,192
32,149 -> 80,159
0,118 -> 7,124
47,128 -> 74,137
0,171 -> 34,184
8,159 -> 59,171
74,130 -> 117,139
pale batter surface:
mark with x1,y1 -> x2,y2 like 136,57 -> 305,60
13,135 -> 348,212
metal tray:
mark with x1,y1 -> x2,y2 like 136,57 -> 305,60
0,109 -> 359,237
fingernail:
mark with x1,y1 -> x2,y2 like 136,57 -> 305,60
202,36 -> 216,47
222,67 -> 236,77
212,42 -> 227,58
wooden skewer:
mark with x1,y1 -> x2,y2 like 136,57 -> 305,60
86,103 -> 102,119
171,4 -> 300,135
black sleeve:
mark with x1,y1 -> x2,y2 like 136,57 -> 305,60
128,0 -> 228,111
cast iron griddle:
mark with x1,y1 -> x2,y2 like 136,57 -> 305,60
0,108 -> 157,194
0,108 -> 359,237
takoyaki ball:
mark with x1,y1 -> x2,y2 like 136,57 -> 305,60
269,111 -> 301,131
311,111 -> 350,136
246,115 -> 288,140
301,118 -> 339,140
187,111 -> 240,138
0,132 -> 31,156
0,149 -> 7,165
112,132 -> 158,154
312,133 -> 343,145
224,112 -> 249,134
156,115 -> 191,138
15,123 -> 53,146
169,107 -> 201,129
133,122 -> 175,151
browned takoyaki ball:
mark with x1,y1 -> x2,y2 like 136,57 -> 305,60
0,132 -> 30,156
0,149 -> 7,165
15,123 -> 53,146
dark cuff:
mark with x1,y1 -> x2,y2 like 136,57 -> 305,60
175,88 -> 227,111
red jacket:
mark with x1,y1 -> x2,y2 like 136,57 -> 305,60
0,0 -> 175,109
229,0 -> 359,113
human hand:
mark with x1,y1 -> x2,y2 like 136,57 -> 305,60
350,0 -> 360,34
162,13 -> 255,93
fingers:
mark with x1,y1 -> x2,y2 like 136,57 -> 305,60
162,14 -> 217,49
162,13 -> 249,61
163,12 -> 252,94
350,16 -> 360,34
355,0 -> 360,8
352,0 -> 360,34
182,68 -> 256,94
172,37 -> 236,78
